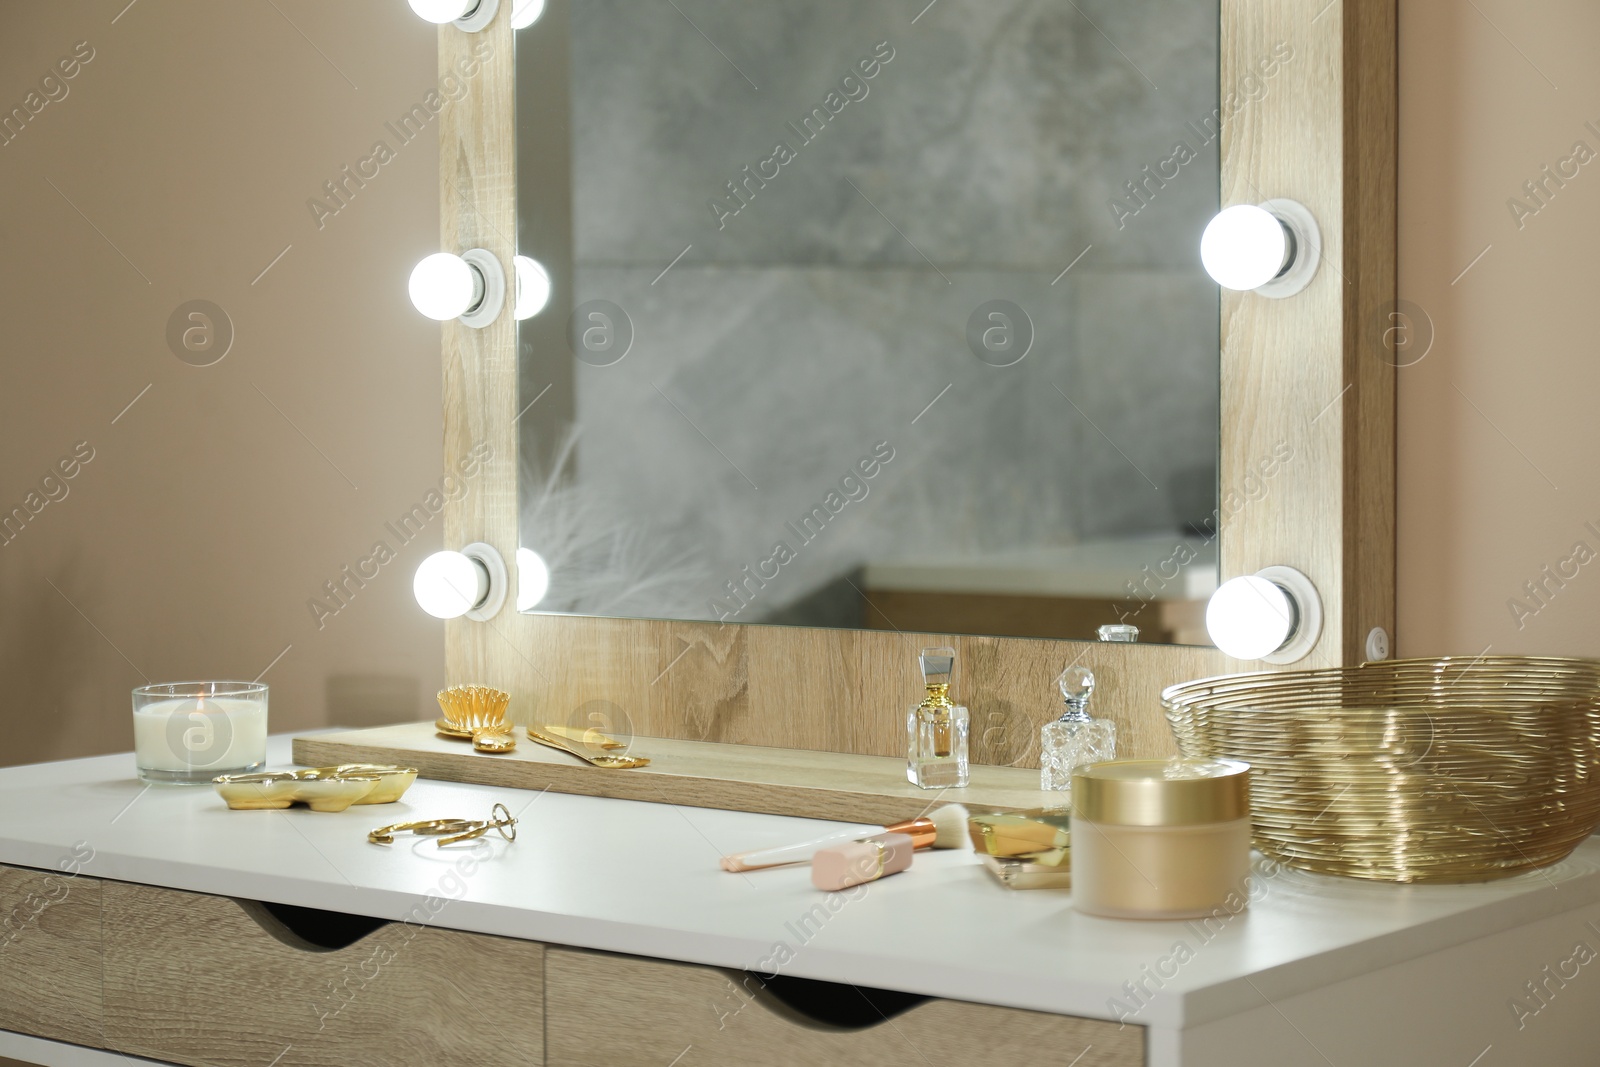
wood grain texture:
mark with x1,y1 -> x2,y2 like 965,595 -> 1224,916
1217,0 -> 1397,668
439,14 -> 520,698
544,946 -> 1142,1067
1342,0 -> 1399,657
459,614 -> 1220,766
294,723 -> 1055,825
0,864 -> 102,1047
439,3 -> 1395,772
102,880 -> 544,1067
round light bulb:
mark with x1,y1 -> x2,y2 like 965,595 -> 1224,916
413,550 -> 487,620
510,0 -> 547,29
409,254 -> 476,321
408,0 -> 476,24
1205,575 -> 1295,660
1201,204 -> 1289,291
516,547 -> 551,610
513,256 -> 552,319
408,253 -> 478,321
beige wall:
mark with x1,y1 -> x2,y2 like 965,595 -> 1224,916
0,1 -> 447,768
1397,0 -> 1600,658
1,0 -> 1593,776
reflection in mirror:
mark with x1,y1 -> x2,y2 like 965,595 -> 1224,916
516,0 -> 1222,646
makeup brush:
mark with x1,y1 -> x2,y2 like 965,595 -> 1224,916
720,804 -> 970,872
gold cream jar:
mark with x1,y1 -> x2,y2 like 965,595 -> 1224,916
1070,758 -> 1251,920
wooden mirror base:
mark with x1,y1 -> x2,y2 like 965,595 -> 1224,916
294,723 -> 1051,824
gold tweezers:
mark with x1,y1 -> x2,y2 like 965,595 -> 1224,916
368,803 -> 518,847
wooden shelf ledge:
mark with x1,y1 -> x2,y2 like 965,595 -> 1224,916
292,722 -> 1052,824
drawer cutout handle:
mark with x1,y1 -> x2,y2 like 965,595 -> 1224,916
744,972 -> 930,1032
236,899 -> 392,952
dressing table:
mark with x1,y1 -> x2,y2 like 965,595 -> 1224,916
3,738 -> 1600,1067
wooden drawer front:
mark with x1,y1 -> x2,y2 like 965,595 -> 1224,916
546,947 -> 1143,1067
102,881 -> 544,1067
0,861 -> 102,1047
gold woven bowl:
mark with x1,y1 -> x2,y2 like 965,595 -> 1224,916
1162,656 -> 1600,883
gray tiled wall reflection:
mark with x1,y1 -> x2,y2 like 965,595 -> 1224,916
523,0 -> 1220,627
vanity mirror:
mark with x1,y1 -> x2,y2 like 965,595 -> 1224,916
514,0 -> 1223,648
435,0 -> 1395,766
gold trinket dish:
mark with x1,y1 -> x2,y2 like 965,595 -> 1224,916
213,765 -> 417,812
321,764 -> 419,804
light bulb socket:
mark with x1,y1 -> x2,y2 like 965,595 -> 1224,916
458,542 -> 508,621
453,0 -> 499,32
1252,565 -> 1322,663
458,248 -> 506,328
1253,198 -> 1321,299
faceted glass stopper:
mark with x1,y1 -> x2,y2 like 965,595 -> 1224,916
1057,665 -> 1095,721
919,647 -> 956,689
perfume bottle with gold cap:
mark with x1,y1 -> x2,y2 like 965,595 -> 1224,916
1040,665 -> 1115,792
906,646 -> 969,789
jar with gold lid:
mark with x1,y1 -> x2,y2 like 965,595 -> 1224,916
1070,757 -> 1251,920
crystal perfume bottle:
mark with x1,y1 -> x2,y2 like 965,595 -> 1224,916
1040,665 -> 1115,792
906,646 -> 969,789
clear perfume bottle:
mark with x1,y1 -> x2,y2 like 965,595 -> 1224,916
1040,665 -> 1115,792
906,646 -> 969,789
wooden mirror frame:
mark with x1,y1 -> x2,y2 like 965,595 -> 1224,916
438,0 -> 1395,763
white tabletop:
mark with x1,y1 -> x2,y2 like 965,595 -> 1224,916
1,737 -> 1597,1032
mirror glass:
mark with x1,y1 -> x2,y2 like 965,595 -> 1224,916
515,0 -> 1221,646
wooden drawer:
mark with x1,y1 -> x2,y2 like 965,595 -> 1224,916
102,881 -> 544,1067
545,946 -> 1143,1067
0,861 -> 102,1047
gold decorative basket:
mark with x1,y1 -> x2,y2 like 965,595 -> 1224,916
1162,656 -> 1600,883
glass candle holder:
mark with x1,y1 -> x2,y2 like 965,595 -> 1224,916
132,681 -> 269,784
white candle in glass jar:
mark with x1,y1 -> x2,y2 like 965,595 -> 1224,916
133,695 -> 268,781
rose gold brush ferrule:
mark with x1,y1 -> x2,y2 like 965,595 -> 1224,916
883,816 -> 936,849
